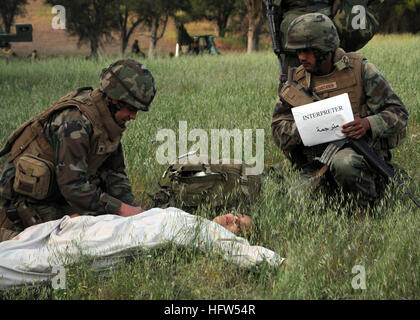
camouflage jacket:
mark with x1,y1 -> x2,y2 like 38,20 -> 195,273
0,90 -> 139,215
271,48 -> 409,168
42,105 -> 139,214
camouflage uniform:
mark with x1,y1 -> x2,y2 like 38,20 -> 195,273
271,13 -> 408,206
0,59 -> 156,236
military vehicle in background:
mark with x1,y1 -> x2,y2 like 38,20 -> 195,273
175,23 -> 220,56
0,24 -> 33,56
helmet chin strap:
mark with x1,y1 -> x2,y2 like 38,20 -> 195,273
102,92 -> 121,124
311,49 -> 333,75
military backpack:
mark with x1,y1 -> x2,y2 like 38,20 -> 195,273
332,0 -> 380,52
149,157 -> 262,212
280,0 -> 379,53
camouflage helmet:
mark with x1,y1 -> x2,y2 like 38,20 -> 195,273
100,59 -> 156,111
285,13 -> 340,53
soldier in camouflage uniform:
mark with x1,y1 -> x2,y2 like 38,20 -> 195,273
271,13 -> 408,208
0,59 -> 156,241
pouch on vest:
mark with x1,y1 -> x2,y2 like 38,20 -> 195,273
0,162 -> 16,202
149,158 -> 262,211
13,155 -> 55,200
280,82 -> 314,107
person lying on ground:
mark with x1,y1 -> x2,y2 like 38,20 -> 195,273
0,207 -> 283,289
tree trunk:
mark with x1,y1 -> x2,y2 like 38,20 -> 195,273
89,39 -> 99,60
148,13 -> 168,58
148,38 -> 157,58
120,33 -> 128,58
3,14 -> 14,33
119,6 -> 129,58
148,16 -> 159,58
247,25 -> 256,53
217,15 -> 229,37
247,25 -> 260,53
244,0 -> 263,54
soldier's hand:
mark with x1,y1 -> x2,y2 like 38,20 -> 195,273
342,118 -> 370,140
118,203 -> 145,217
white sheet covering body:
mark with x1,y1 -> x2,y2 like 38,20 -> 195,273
0,207 -> 284,289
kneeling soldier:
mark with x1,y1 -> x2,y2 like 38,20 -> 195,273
0,59 -> 156,241
271,13 -> 408,209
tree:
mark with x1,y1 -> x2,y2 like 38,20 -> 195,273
0,0 -> 28,33
137,0 -> 185,58
44,0 -> 119,59
188,0 -> 237,37
375,0 -> 420,33
117,0 -> 144,57
244,0 -> 265,53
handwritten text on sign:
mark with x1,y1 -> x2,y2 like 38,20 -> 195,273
291,93 -> 354,146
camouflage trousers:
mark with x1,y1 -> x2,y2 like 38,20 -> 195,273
0,197 -> 87,238
290,147 -> 382,207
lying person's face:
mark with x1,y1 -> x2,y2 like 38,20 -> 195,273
213,213 -> 252,235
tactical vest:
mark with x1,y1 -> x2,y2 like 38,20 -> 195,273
276,49 -> 368,124
0,88 -> 124,199
295,48 -> 369,118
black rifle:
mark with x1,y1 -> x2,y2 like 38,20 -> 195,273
346,138 -> 420,208
266,0 -> 287,84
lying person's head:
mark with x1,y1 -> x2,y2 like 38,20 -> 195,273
213,213 -> 252,235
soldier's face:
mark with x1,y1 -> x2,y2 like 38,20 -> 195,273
114,104 -> 138,126
297,48 -> 317,72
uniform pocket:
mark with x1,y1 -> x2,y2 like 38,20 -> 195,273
13,155 -> 55,200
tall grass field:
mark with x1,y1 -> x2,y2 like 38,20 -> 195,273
0,34 -> 419,300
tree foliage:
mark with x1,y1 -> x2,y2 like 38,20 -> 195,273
117,0 -> 145,57
44,0 -> 119,59
187,0 -> 238,37
0,0 -> 28,33
375,0 -> 420,33
134,0 -> 186,58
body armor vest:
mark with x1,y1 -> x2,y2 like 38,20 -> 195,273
294,48 -> 369,118
0,88 -> 124,179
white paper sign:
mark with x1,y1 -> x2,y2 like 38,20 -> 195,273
291,93 -> 354,146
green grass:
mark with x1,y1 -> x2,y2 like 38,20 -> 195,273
0,34 -> 419,300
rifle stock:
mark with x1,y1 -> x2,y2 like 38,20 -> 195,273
347,138 -> 420,208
